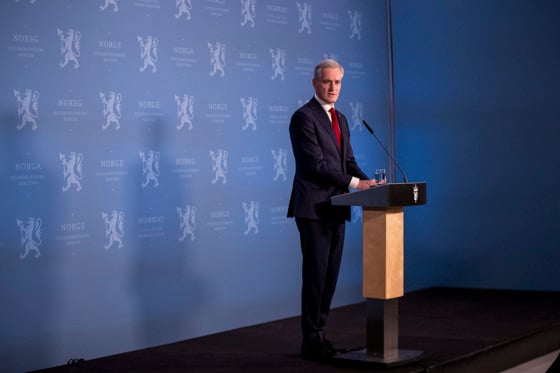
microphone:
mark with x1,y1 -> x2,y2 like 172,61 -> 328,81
362,120 -> 409,183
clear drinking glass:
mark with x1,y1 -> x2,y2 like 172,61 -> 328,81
375,168 -> 386,183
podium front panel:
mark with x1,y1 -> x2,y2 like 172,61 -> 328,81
362,207 -> 404,300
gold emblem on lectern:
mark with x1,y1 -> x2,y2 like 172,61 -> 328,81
413,184 -> 419,203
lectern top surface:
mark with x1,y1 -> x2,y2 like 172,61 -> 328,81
330,182 -> 427,208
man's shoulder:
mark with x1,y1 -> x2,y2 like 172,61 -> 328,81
295,97 -> 321,115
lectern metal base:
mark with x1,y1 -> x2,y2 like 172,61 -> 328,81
333,348 -> 424,368
332,298 -> 424,368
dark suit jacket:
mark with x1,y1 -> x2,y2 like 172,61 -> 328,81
287,97 -> 369,221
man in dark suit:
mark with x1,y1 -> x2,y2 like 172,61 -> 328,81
287,59 -> 379,360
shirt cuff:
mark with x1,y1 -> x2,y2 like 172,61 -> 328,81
349,176 -> 359,189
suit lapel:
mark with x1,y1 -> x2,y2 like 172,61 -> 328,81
309,98 -> 342,154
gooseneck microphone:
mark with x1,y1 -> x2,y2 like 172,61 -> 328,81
362,120 -> 409,183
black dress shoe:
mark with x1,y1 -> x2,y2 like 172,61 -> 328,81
301,339 -> 335,361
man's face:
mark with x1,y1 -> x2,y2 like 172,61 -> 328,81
312,67 -> 343,105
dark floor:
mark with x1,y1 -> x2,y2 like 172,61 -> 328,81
37,287 -> 560,372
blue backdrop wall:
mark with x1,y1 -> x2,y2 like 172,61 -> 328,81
0,1 -> 391,371
391,0 -> 560,292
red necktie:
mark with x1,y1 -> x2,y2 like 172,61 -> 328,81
329,107 -> 341,148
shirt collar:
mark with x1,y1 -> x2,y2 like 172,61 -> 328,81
314,94 -> 334,113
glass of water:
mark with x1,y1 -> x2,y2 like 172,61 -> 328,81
375,168 -> 386,184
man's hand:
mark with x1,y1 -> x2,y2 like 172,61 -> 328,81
356,179 -> 376,190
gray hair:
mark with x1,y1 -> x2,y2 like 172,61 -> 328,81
314,59 -> 344,79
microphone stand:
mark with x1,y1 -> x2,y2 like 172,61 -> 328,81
362,120 -> 409,183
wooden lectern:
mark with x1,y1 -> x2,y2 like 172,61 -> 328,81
331,182 -> 427,367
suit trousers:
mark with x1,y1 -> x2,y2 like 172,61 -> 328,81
296,217 -> 345,341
